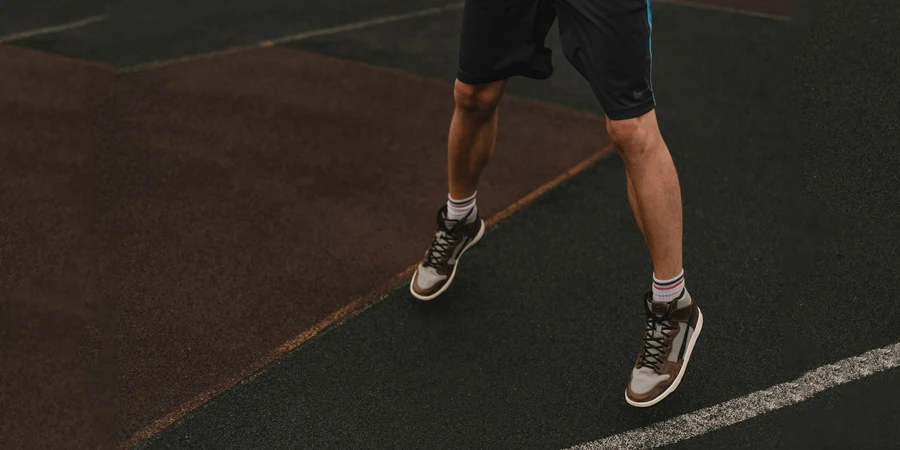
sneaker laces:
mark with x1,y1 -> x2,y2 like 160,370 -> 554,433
638,295 -> 678,371
423,208 -> 462,269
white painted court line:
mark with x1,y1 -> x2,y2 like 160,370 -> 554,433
0,15 -> 107,43
658,0 -> 791,21
119,2 -> 465,72
265,2 -> 466,45
567,342 -> 900,450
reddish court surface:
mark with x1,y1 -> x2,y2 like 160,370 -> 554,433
0,45 -> 117,448
101,47 -> 610,441
669,0 -> 792,16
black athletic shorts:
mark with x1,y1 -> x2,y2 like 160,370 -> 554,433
457,0 -> 655,120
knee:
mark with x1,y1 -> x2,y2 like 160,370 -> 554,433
606,117 -> 642,148
606,116 -> 655,159
454,80 -> 503,117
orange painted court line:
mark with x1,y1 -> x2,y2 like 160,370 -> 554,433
485,144 -> 615,227
120,143 -> 615,449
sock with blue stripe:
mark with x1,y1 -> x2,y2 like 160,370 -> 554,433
652,270 -> 685,303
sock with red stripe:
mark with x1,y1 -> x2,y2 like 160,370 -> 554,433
447,192 -> 477,222
652,270 -> 685,303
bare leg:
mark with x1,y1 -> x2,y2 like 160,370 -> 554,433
410,79 -> 507,300
447,79 -> 506,199
607,110 -> 683,280
626,172 -> 648,244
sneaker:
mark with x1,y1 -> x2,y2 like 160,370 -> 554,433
409,205 -> 485,301
626,289 -> 704,407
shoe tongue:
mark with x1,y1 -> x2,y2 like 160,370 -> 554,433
435,217 -> 457,246
650,300 -> 670,316
443,205 -> 477,230
644,300 -> 671,354
646,293 -> 671,315
443,217 -> 460,230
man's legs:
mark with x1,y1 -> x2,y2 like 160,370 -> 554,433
608,110 -> 682,280
409,79 -> 504,300
610,111 -> 701,408
411,0 -> 553,300
448,80 -> 506,200
446,79 -> 685,283
555,0 -> 701,407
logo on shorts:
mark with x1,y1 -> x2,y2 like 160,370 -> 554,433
633,87 -> 649,99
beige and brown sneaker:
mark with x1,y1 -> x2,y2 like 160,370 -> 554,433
626,289 -> 704,407
410,205 -> 485,301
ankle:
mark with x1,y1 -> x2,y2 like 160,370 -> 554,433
447,192 -> 477,222
652,270 -> 685,303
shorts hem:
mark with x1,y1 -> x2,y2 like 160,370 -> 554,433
456,70 -> 511,85
605,99 -> 656,120
457,63 -> 553,85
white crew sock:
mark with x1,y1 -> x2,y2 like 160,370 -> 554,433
447,192 -> 477,222
652,270 -> 685,303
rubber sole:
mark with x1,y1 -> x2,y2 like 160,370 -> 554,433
625,307 -> 704,408
410,219 -> 485,301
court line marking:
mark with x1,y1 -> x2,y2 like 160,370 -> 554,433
567,341 -> 900,449
264,2 -> 466,44
0,15 -> 107,43
118,2 -> 466,72
659,0 -> 790,21
119,0 -> 787,73
120,143 -> 615,449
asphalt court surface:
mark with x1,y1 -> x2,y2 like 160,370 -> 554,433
2,0 -> 899,448
105,47 -> 607,443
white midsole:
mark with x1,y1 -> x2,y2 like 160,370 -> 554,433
410,219 -> 485,301
626,307 -> 704,408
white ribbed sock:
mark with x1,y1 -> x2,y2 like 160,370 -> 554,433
447,192 -> 476,221
652,270 -> 685,303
